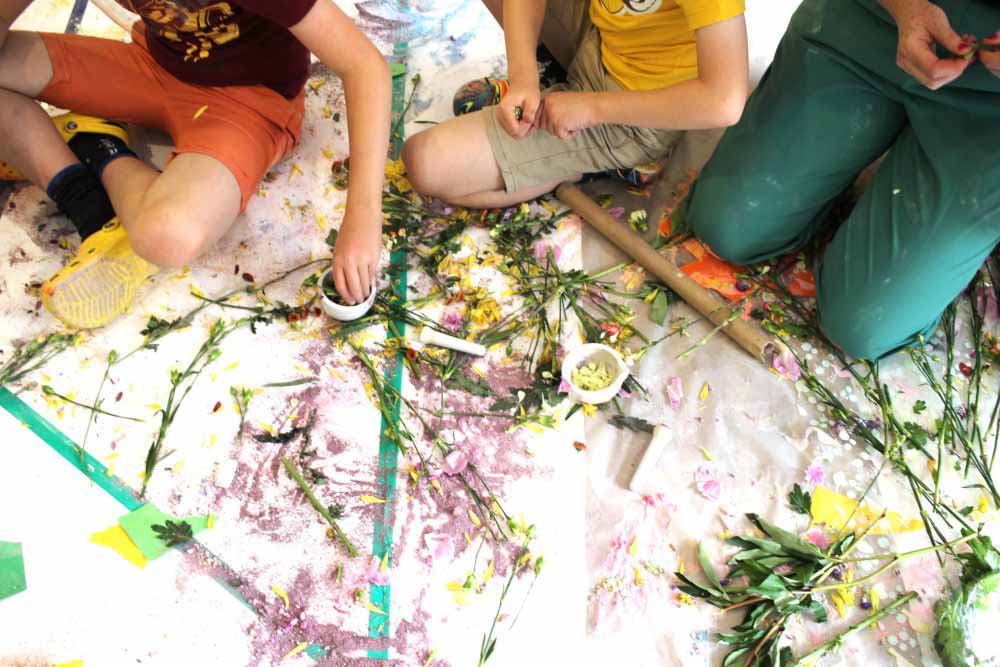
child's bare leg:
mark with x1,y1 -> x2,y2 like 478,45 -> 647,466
0,32 -> 79,186
402,111 -> 574,209
101,152 -> 242,268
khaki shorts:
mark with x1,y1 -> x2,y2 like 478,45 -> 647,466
483,0 -> 682,193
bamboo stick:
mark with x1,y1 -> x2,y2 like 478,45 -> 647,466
556,182 -> 777,364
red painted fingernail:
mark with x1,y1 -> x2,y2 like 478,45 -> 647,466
958,42 -> 970,52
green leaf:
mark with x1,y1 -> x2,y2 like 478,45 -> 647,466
746,573 -> 788,600
649,290 -> 670,326
609,415 -> 655,434
325,228 -> 339,248
913,399 -> 927,414
448,373 -> 492,398
150,519 -> 194,547
747,514 -> 825,560
788,483 -> 812,515
698,543 -> 728,599
903,421 -> 930,448
722,647 -> 751,667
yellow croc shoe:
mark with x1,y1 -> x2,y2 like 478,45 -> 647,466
42,219 -> 157,329
0,113 -> 130,182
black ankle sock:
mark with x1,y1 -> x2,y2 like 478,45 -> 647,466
68,129 -> 137,178
46,164 -> 116,240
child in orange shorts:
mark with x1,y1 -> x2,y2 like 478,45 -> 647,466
0,0 -> 390,328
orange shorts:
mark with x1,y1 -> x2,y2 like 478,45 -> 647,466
37,27 -> 305,212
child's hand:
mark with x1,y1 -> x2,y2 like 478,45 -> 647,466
539,91 -> 598,140
331,209 -> 382,305
497,80 -> 541,139
979,32 -> 1000,78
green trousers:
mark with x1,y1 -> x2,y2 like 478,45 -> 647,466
685,0 -> 1000,359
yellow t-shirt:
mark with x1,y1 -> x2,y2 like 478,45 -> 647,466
589,0 -> 745,91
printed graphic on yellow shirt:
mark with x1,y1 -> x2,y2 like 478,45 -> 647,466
124,0 -> 240,62
596,0 -> 665,17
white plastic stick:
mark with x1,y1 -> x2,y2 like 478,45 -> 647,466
629,424 -> 672,494
418,327 -> 487,357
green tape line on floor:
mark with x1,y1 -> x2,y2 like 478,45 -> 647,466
368,42 -> 409,659
0,387 -> 140,511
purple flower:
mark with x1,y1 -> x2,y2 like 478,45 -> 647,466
608,206 -> 626,220
442,450 -> 469,476
805,463 -> 825,487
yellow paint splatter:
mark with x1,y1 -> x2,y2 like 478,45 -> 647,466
363,601 -> 387,615
483,559 -> 495,584
810,486 -> 924,534
193,105 -> 208,120
468,509 -> 482,527
699,383 -> 710,401
283,642 -> 309,659
360,495 -> 387,504
271,585 -> 290,609
699,447 -> 713,462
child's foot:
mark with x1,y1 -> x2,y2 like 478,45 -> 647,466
0,112 -> 130,182
453,77 -> 510,116
609,161 -> 664,188
42,218 -> 157,329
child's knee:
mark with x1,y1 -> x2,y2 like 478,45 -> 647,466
129,205 -> 210,268
402,131 -> 446,196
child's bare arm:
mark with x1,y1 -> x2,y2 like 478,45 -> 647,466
497,0 -> 547,138
0,0 -> 33,47
541,15 -> 750,139
290,0 -> 391,305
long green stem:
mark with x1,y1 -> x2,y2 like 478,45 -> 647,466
282,456 -> 357,558
792,592 -> 917,667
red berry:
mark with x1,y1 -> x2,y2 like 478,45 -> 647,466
959,362 -> 973,378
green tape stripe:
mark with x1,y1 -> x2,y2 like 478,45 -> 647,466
0,386 -> 256,613
368,43 -> 409,659
0,387 -> 141,510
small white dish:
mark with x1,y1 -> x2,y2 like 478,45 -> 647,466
319,268 -> 377,322
561,343 -> 629,405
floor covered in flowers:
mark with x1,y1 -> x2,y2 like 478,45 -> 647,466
3,1 -> 996,667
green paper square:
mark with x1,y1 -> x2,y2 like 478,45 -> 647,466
118,504 -> 209,561
0,541 -> 26,601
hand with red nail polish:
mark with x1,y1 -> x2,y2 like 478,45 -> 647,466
979,29 -> 1000,78
880,0 -> 974,89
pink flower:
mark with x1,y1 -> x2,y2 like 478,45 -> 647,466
694,465 -> 721,501
423,532 -> 453,560
805,463 -> 825,487
532,242 -> 562,263
772,346 -> 801,381
442,450 -> 469,476
666,376 -> 683,410
804,529 -> 830,550
608,206 -> 626,220
558,377 -> 571,394
441,309 -> 464,331
366,556 -> 391,586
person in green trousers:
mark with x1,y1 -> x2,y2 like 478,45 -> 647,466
684,0 -> 1000,359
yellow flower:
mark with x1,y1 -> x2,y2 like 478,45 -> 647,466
384,159 -> 412,193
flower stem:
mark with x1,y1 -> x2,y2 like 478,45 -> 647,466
282,456 -> 357,558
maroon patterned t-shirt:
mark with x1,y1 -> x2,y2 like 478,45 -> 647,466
119,0 -> 318,98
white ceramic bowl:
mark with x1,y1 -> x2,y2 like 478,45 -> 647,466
561,343 -> 629,405
319,268 -> 377,322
